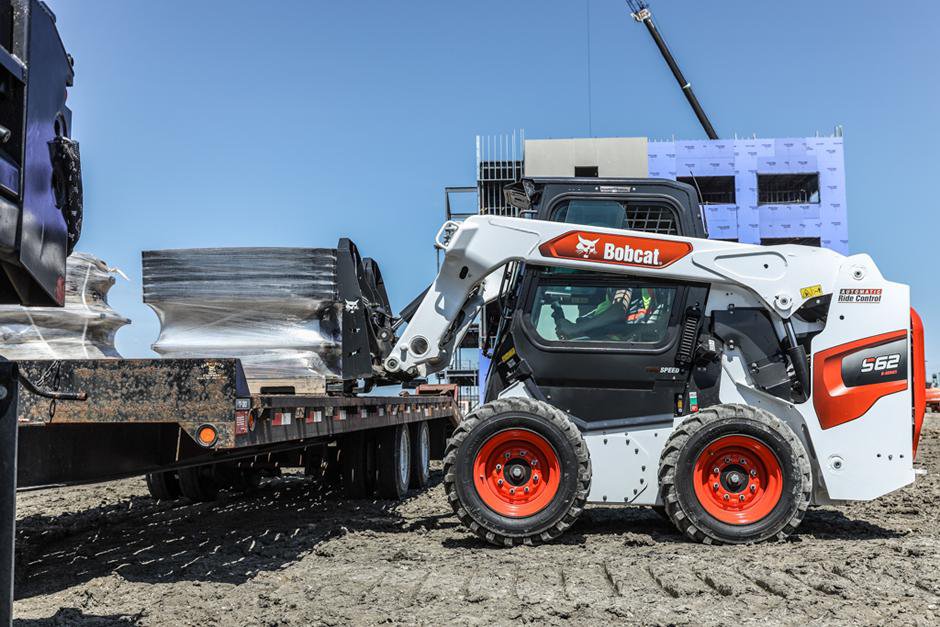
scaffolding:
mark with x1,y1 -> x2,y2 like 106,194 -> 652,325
476,131 -> 525,216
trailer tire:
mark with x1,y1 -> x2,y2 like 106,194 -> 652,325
443,397 -> 591,547
145,471 -> 181,501
322,445 -> 342,489
231,468 -> 262,492
341,432 -> 372,498
658,403 -> 811,544
377,424 -> 411,499
178,465 -> 220,502
409,421 -> 431,489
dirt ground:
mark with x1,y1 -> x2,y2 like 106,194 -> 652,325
12,415 -> 940,626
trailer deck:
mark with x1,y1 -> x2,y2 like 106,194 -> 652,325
14,358 -> 458,488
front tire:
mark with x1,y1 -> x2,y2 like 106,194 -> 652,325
443,398 -> 591,547
658,403 -> 811,544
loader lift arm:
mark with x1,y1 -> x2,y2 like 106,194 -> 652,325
383,214 -> 846,382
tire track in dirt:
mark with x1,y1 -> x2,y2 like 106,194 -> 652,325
11,416 -> 940,625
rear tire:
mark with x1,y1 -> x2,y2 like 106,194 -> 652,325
178,465 -> 220,502
377,424 -> 411,499
145,471 -> 181,501
409,421 -> 431,489
658,403 -> 811,544
443,397 -> 591,547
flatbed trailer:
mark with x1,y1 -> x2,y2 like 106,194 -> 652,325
2,357 -> 458,620
10,358 -> 459,490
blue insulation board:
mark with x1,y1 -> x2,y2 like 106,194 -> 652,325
647,136 -> 847,254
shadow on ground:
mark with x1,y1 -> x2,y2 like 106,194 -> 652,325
14,474 -> 414,600
440,504 -> 901,550
15,607 -> 142,626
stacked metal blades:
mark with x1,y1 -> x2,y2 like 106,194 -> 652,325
142,248 -> 343,392
0,252 -> 131,359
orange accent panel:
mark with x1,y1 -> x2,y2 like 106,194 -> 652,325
911,309 -> 926,458
538,231 -> 692,269
813,330 -> 908,430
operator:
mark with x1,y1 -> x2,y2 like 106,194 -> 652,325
552,287 -> 657,341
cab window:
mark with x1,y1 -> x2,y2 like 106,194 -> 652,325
530,282 -> 677,344
552,199 -> 679,235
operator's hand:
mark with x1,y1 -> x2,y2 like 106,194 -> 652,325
551,302 -> 575,340
612,288 -> 632,308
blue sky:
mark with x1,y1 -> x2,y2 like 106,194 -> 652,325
50,0 -> 940,372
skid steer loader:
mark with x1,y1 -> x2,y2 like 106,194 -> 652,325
383,177 -> 927,545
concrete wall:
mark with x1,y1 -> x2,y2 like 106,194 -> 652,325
524,137 -> 649,178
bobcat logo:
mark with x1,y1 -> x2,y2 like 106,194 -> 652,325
575,235 -> 599,258
345,299 -> 360,313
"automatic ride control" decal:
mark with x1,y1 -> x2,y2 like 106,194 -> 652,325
538,231 -> 693,269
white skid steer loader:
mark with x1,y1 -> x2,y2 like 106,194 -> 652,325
383,179 -> 926,545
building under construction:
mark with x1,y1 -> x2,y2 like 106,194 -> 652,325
471,131 -> 848,252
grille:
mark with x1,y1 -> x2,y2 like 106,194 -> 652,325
624,205 -> 679,235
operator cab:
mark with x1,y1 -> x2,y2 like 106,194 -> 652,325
503,177 -> 707,238
483,177 -> 713,429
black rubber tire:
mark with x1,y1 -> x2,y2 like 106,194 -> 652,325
443,397 -> 591,547
231,467 -> 262,492
178,465 -> 220,502
322,444 -> 342,488
658,403 -> 812,544
303,447 -> 324,477
409,421 -> 431,489
376,424 -> 411,499
341,432 -> 372,498
145,471 -> 181,501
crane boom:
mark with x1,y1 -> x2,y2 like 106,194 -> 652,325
626,0 -> 719,139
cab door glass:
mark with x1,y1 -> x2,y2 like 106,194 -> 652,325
531,283 -> 677,345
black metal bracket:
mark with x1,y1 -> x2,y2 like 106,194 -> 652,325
1,361 -> 19,625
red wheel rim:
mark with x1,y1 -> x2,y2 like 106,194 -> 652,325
692,435 -> 783,525
473,429 -> 561,518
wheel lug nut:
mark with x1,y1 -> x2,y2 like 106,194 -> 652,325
723,494 -> 730,501
739,458 -> 746,464
724,457 -> 731,464
750,485 -> 756,493
497,479 -> 503,486
713,482 -> 720,491
533,475 -> 539,483
509,488 -> 515,495
739,494 -> 745,501
496,464 -> 502,470
504,452 -> 510,459
520,450 -> 527,456
524,487 -> 530,493
531,460 -> 538,467
713,466 -> 720,474
750,469 -> 757,477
